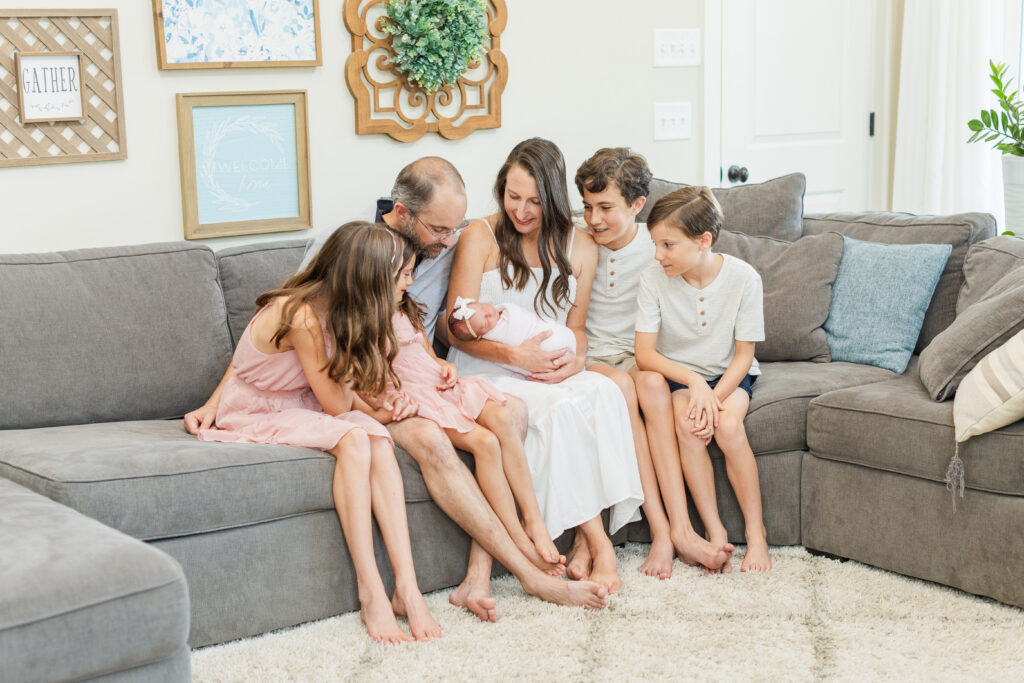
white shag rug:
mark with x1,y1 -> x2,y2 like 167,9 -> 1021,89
192,544 -> 1024,681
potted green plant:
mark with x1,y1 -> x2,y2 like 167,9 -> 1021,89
968,60 -> 1021,234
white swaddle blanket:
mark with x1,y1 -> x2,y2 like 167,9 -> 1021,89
481,302 -> 576,376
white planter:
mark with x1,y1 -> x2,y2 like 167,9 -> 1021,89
1002,154 -> 1024,231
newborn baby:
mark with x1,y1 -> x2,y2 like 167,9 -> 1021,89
448,296 -> 576,376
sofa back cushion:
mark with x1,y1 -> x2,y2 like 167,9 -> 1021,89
715,230 -> 844,362
637,172 -> 805,241
0,243 -> 233,429
216,239 -> 306,345
802,211 -> 996,352
957,234 -> 1024,314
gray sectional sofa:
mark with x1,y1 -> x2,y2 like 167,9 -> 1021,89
2,197 -> 1022,681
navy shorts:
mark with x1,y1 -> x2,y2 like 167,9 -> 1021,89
666,373 -> 757,399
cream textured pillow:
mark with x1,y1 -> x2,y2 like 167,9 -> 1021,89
954,329 -> 1024,442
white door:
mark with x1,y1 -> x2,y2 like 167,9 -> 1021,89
713,0 -> 892,212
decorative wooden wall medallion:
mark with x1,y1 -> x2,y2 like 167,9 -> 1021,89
343,0 -> 507,143
0,10 -> 126,168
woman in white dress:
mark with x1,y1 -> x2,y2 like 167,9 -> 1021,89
447,138 -> 644,594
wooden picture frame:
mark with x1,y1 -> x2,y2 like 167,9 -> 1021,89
153,0 -> 322,69
15,51 -> 87,124
176,91 -> 311,240
0,10 -> 126,168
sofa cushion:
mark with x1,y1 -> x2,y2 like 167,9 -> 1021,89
802,211 -> 996,352
637,173 -> 805,241
955,329 -> 1024,442
216,239 -> 307,346
744,360 -> 896,454
807,374 -> 1024,496
0,478 -> 190,683
957,234 -> 1024,313
716,231 -> 843,362
0,243 -> 234,429
824,237 -> 950,373
919,265 -> 1024,400
0,420 -> 441,541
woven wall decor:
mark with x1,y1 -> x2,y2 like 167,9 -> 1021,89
0,10 -> 126,168
343,0 -> 507,143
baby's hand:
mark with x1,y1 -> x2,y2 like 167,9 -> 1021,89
437,361 -> 458,390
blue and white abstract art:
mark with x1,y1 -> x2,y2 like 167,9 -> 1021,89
161,0 -> 318,65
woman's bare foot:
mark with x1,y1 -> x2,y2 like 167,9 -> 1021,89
449,574 -> 497,623
392,585 -> 441,641
638,536 -> 674,580
589,540 -> 621,594
741,525 -> 772,572
525,518 -> 566,574
524,574 -> 609,610
511,528 -> 564,577
703,526 -> 733,575
565,533 -> 592,581
672,528 -> 734,571
360,591 -> 412,644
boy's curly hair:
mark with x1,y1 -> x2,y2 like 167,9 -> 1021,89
574,147 -> 652,205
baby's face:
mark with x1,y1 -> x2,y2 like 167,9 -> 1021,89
469,302 -> 499,335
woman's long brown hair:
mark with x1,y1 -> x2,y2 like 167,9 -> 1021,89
493,138 -> 574,317
255,221 -> 401,396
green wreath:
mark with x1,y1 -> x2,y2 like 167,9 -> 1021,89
382,0 -> 490,93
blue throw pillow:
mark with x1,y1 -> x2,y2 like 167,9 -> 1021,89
824,237 -> 952,373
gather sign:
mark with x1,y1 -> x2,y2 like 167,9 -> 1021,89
15,52 -> 86,124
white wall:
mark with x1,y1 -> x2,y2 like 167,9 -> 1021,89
1,0 -> 704,254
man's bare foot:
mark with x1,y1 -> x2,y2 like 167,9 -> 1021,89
589,541 -> 621,594
703,526 -> 733,575
525,518 -> 566,573
741,525 -> 772,572
360,592 -> 412,644
565,533 -> 592,581
672,528 -> 734,571
638,537 -> 674,580
449,575 -> 497,623
392,586 -> 441,641
525,574 -> 609,610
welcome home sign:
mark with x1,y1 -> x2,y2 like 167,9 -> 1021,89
15,52 -> 86,123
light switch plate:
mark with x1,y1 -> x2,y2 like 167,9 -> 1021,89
654,102 -> 692,141
654,28 -> 700,67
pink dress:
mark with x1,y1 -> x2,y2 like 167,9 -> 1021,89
198,309 -> 392,450
391,313 -> 505,433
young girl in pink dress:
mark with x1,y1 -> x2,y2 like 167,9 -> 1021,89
389,234 -> 566,576
195,222 -> 440,644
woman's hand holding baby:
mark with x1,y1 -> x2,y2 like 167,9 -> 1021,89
510,330 -> 564,373
527,352 -> 584,384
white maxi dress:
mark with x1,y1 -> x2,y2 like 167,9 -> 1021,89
447,231 -> 644,539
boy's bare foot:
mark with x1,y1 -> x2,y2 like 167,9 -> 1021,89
704,526 -> 733,575
671,528 -> 734,571
565,533 -> 592,580
638,536 -> 674,580
741,525 -> 772,572
392,586 -> 441,641
525,518 -> 566,574
449,575 -> 497,623
524,574 -> 609,610
361,592 -> 412,644
589,541 -> 621,594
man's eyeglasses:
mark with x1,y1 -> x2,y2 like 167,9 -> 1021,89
410,211 -> 465,238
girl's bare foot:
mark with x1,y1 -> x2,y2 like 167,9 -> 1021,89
511,528 -> 565,577
589,540 -> 621,594
524,574 -> 609,610
672,528 -> 734,571
525,518 -> 566,574
638,536 -> 674,580
449,574 -> 497,623
741,525 -> 772,572
565,533 -> 592,581
392,586 -> 441,641
704,526 -> 733,575
361,592 -> 412,644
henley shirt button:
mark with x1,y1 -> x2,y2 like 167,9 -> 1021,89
610,258 -> 616,262
700,311 -> 705,315
699,297 -> 705,302
610,271 -> 615,276
701,322 -> 707,327
609,283 -> 615,287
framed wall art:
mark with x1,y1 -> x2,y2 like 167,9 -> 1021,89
176,90 -> 311,240
153,0 -> 322,69
0,10 -> 126,168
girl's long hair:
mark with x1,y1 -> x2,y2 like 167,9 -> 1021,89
493,138 -> 574,317
394,231 -> 426,336
255,221 -> 401,396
